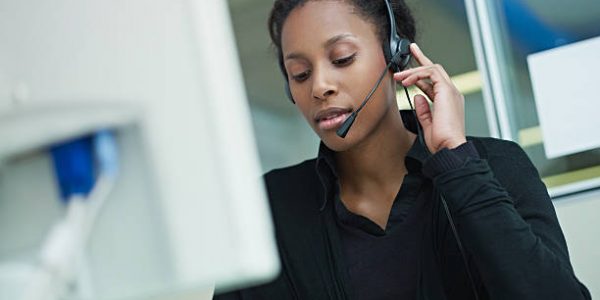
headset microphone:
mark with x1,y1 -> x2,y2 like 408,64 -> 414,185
336,53 -> 403,138
335,0 -> 410,138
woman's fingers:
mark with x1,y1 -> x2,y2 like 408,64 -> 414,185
394,60 -> 457,100
393,44 -> 466,153
434,63 -> 452,82
394,66 -> 445,100
410,43 -> 433,66
414,79 -> 435,100
405,43 -> 453,82
399,68 -> 443,86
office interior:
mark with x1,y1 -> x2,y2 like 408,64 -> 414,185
0,0 -> 599,299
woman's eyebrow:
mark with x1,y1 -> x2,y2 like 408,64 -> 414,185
323,33 -> 355,48
284,33 -> 356,61
285,52 -> 304,61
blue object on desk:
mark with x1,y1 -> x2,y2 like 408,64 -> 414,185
50,136 -> 96,202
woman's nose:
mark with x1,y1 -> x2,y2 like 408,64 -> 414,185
311,70 -> 337,100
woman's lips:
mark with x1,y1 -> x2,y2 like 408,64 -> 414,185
316,110 -> 352,131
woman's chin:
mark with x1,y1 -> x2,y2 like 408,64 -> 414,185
318,131 -> 358,152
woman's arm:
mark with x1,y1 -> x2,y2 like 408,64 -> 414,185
423,139 -> 591,299
396,43 -> 590,299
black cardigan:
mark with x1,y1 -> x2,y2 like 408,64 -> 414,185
215,136 -> 590,300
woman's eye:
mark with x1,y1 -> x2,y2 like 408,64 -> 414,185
292,70 -> 311,82
332,54 -> 356,66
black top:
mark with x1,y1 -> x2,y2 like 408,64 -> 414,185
333,177 -> 426,300
321,137 -> 440,299
215,111 -> 591,300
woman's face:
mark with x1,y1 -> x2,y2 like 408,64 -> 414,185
281,1 -> 398,151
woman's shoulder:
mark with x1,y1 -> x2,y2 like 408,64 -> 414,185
261,159 -> 326,252
468,136 -> 524,158
262,158 -> 323,211
467,136 -> 545,199
468,136 -> 537,171
468,136 -> 536,170
264,158 -> 319,184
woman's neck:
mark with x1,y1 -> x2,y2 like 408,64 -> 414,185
335,107 -> 416,195
333,107 -> 416,230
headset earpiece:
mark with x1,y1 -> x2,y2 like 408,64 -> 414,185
384,0 -> 411,72
393,38 -> 411,71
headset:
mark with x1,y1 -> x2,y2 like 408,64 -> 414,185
283,1 -> 480,298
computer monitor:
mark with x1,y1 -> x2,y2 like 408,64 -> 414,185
0,0 -> 279,299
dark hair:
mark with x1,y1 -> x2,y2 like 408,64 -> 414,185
267,0 -> 417,78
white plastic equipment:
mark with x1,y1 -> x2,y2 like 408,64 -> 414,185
0,0 -> 279,299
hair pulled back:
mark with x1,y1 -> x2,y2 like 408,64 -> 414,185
267,0 -> 417,77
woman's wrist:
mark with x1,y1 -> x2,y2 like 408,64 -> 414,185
439,137 -> 467,151
422,141 -> 479,178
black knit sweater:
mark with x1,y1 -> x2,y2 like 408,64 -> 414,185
215,113 -> 590,300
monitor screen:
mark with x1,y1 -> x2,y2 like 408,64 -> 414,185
0,0 -> 279,299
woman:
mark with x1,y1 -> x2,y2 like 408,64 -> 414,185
216,0 -> 590,299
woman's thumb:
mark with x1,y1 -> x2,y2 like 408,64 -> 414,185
414,94 -> 432,128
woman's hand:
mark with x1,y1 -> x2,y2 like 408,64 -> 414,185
393,43 -> 466,154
